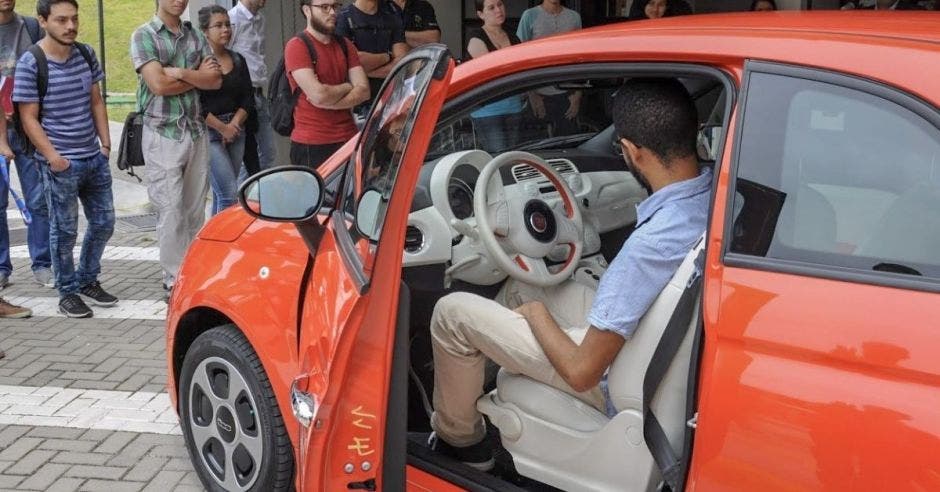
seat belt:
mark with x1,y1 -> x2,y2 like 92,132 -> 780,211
642,241 -> 706,492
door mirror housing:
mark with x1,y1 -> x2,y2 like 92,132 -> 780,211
238,166 -> 325,223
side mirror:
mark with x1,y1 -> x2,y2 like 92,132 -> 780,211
238,166 -> 325,223
355,188 -> 385,241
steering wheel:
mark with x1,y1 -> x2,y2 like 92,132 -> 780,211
473,151 -> 584,287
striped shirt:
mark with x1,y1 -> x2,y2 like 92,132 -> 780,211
12,45 -> 104,159
228,2 -> 267,88
130,16 -> 210,141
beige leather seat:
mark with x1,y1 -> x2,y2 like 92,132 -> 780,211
477,236 -> 705,492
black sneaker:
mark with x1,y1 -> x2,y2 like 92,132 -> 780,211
59,294 -> 93,318
428,432 -> 494,472
79,281 -> 118,307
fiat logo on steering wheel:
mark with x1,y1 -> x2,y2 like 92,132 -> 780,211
529,212 -> 548,234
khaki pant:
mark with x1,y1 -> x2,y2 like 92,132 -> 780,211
430,279 -> 606,447
142,127 -> 209,285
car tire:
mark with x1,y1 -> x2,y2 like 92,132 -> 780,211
179,324 -> 294,491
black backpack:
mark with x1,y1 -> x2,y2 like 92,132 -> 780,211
268,32 -> 348,137
14,43 -> 95,156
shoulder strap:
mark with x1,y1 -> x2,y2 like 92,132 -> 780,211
27,44 -> 48,103
297,32 -> 318,67
75,43 -> 95,72
642,239 -> 706,492
231,50 -> 244,73
22,16 -> 42,44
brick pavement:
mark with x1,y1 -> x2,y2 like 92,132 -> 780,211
1,219 -> 205,490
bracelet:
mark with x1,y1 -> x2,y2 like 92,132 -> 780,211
101,145 -> 111,150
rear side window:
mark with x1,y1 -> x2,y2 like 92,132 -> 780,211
730,72 -> 940,280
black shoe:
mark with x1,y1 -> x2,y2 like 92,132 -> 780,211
428,432 -> 494,472
59,294 -> 93,318
79,281 -> 118,307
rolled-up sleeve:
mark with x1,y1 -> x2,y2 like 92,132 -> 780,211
588,235 -> 686,339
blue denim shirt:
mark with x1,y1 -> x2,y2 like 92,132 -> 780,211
589,167 -> 712,339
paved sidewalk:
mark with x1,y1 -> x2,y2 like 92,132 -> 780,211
1,214 -> 205,490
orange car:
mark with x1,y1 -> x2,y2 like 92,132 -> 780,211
166,13 -> 940,492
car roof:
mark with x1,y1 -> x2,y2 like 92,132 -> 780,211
591,11 -> 940,45
449,12 -> 940,106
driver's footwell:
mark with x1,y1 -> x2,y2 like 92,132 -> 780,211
407,429 -> 563,492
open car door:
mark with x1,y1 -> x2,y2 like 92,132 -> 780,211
291,45 -> 454,491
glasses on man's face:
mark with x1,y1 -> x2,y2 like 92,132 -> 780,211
208,21 -> 231,30
308,2 -> 343,13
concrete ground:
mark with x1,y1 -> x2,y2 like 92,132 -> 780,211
1,122 -> 207,491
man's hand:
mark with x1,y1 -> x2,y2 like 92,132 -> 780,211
514,301 -> 549,324
49,154 -> 70,173
199,55 -> 221,74
565,93 -> 581,121
0,143 -> 13,161
100,145 -> 111,158
529,93 -> 546,119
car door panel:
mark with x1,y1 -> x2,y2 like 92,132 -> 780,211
292,46 -> 454,491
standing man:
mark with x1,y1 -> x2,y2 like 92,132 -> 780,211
387,0 -> 441,49
228,0 -> 274,176
0,0 -> 53,289
336,0 -> 409,108
131,0 -> 221,297
517,0 -> 582,137
286,0 -> 369,169
14,0 -> 117,318
0,115 -> 33,319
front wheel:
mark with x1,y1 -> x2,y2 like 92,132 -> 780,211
179,324 -> 294,491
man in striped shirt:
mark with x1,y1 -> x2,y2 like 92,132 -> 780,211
13,0 -> 117,318
130,0 -> 221,297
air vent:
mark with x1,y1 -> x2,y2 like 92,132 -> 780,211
512,164 -> 541,182
404,225 -> 424,254
512,159 -> 578,183
548,159 -> 577,175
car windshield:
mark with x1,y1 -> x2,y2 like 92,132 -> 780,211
426,77 -> 724,160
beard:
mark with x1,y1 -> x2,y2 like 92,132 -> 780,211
309,16 -> 335,35
47,30 -> 77,46
624,154 -> 652,194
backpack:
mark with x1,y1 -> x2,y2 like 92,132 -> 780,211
22,15 -> 42,44
13,43 -> 95,156
268,32 -> 349,137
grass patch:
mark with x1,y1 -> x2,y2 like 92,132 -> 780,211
15,0 -> 154,95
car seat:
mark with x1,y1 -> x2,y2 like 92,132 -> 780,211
476,235 -> 706,492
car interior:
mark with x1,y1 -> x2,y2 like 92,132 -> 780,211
361,69 -> 733,491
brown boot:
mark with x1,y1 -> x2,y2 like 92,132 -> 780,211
0,298 -> 32,319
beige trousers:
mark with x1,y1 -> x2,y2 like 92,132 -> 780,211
142,127 -> 209,285
430,279 -> 606,447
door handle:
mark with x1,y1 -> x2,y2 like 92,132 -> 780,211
291,375 -> 319,428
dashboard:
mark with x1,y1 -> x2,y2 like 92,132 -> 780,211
403,149 -> 648,286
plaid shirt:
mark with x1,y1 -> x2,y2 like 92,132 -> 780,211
130,16 -> 210,141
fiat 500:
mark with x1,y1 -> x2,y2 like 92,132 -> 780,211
166,12 -> 940,492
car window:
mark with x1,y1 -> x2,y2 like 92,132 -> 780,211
730,72 -> 940,280
340,57 -> 435,274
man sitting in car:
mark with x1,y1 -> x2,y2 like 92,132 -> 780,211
428,78 -> 713,471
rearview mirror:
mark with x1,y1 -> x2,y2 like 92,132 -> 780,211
238,166 -> 325,223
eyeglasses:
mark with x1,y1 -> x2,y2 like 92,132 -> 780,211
208,21 -> 231,30
308,2 -> 342,13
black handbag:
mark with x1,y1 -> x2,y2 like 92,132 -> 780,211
117,111 -> 145,171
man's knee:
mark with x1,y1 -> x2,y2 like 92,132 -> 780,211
430,292 -> 479,337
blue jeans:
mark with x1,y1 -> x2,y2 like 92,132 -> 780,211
208,134 -> 246,216
238,93 -> 276,185
0,129 -> 52,275
40,152 -> 115,296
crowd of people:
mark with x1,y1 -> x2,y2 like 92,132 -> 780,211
0,0 -> 932,325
